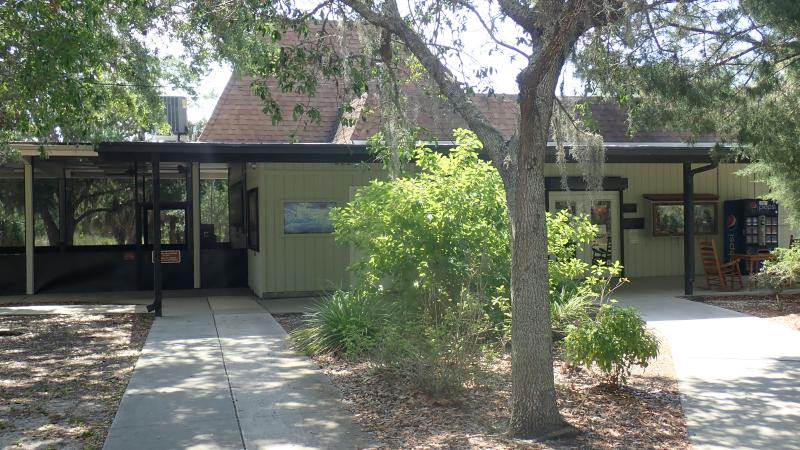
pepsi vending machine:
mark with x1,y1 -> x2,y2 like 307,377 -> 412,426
724,199 -> 779,273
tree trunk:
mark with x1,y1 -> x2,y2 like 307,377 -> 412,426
39,209 -> 60,246
507,63 -> 572,439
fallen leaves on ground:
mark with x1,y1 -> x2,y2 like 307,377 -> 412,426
273,314 -> 688,449
0,313 -> 153,450
695,293 -> 800,332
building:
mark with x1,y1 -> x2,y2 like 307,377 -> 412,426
0,73 -> 795,300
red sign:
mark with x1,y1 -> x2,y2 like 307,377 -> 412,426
152,250 -> 181,264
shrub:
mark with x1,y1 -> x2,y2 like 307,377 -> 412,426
376,291 -> 491,397
754,244 -> 800,310
563,304 -> 659,386
331,129 -> 510,311
290,290 -> 390,358
333,129 -> 621,328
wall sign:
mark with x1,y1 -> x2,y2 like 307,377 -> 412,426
623,203 -> 638,213
152,250 -> 181,264
623,218 -> 645,230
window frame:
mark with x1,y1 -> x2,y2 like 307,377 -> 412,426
247,188 -> 259,251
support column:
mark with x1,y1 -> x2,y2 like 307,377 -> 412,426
58,169 -> 67,250
683,161 -> 718,296
192,163 -> 201,289
149,154 -> 163,317
24,159 -> 34,295
134,162 -> 143,289
683,163 -> 695,296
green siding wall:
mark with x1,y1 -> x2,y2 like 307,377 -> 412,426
248,162 -> 799,296
250,163 -> 382,297
544,163 -> 797,278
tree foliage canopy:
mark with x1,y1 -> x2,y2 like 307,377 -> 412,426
574,0 -> 800,224
0,0 -> 199,147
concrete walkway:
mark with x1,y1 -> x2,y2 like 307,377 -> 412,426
617,279 -> 800,450
103,296 -> 373,450
0,304 -> 146,315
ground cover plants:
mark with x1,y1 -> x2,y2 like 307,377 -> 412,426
0,313 -> 152,449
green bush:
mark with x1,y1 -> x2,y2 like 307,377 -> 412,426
332,129 -> 510,310
755,244 -> 800,309
563,304 -> 659,386
314,128 -> 637,394
376,291 -> 491,396
290,290 -> 390,358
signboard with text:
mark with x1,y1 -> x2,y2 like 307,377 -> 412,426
151,250 -> 181,264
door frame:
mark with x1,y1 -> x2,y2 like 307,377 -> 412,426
544,176 -> 628,274
547,191 -> 621,264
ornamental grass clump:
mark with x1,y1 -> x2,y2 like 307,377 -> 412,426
290,289 -> 391,358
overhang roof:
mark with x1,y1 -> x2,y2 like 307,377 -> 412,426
96,141 -> 724,164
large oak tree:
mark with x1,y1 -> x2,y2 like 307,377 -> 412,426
176,0 -> 695,438
6,0 -> 798,440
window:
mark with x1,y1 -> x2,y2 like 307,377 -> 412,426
247,188 -> 259,251
33,177 -> 59,246
145,177 -> 186,202
69,178 -> 135,245
200,178 -> 230,244
0,179 -> 24,247
283,202 -> 336,234
145,208 -> 187,245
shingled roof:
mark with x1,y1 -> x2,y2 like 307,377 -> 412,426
199,75 -> 345,143
199,19 -> 706,145
199,77 -> 704,145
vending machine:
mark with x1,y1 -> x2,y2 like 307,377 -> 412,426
723,199 -> 779,273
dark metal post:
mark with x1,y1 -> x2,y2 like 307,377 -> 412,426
149,154 -> 163,316
683,163 -> 695,296
185,163 -> 194,287
58,170 -> 67,251
134,162 -> 143,289
618,189 -> 625,276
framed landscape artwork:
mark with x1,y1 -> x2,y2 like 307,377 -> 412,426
284,201 -> 336,234
653,202 -> 717,236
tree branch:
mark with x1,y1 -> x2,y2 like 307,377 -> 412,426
498,0 -> 539,36
340,0 -> 512,164
454,0 -> 530,59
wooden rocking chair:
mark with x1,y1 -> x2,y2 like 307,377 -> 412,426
699,240 -> 743,291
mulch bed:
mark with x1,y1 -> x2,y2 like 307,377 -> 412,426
0,313 -> 153,450
273,313 -> 688,449
691,293 -> 800,332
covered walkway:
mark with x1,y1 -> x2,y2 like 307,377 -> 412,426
103,296 -> 372,450
617,278 -> 800,450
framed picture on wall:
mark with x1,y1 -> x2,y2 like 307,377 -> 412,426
247,188 -> 259,251
652,202 -> 718,236
283,201 -> 336,234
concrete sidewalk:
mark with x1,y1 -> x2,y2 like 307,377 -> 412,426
0,304 -> 146,315
103,296 -> 372,450
617,280 -> 800,450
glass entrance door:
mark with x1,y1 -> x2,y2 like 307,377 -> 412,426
548,192 -> 620,266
